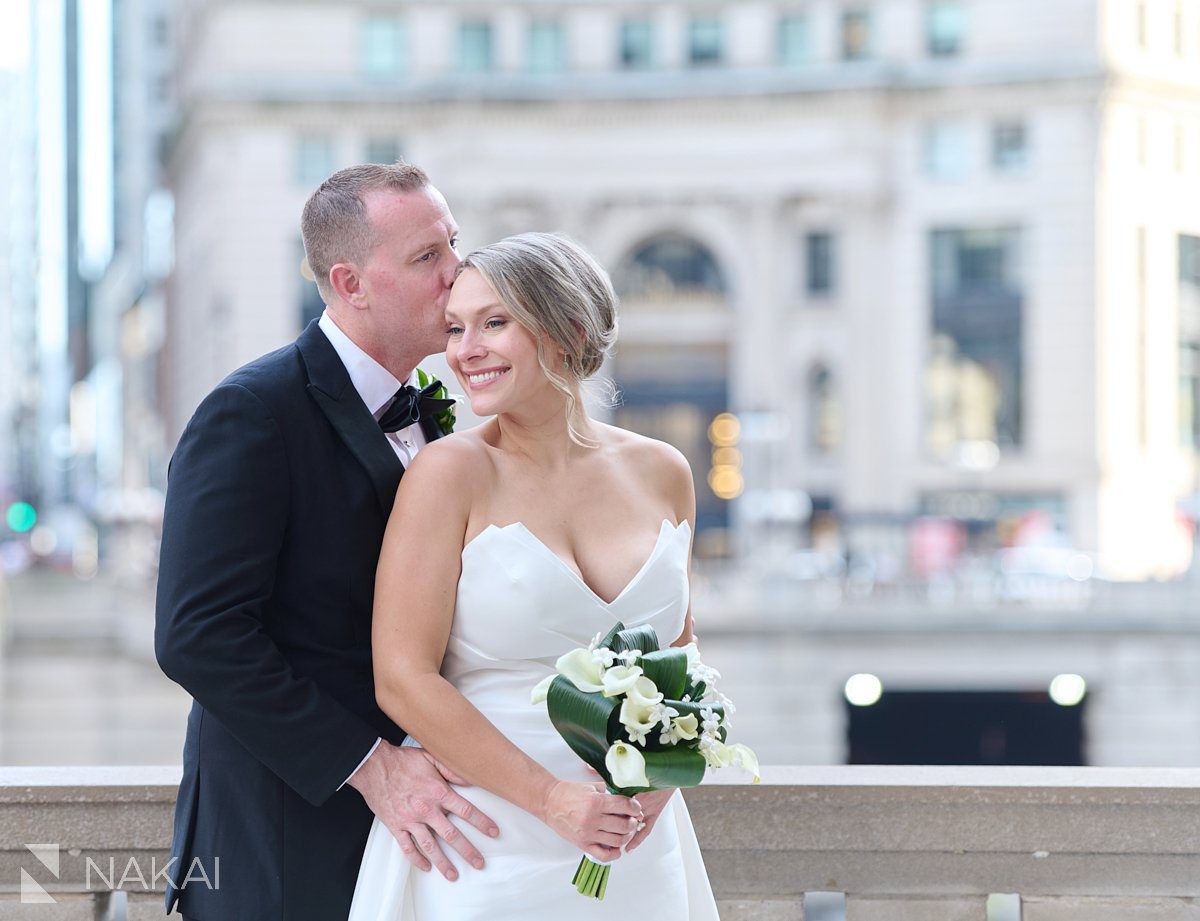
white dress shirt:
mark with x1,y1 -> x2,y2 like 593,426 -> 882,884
318,310 -> 428,466
318,310 -> 427,786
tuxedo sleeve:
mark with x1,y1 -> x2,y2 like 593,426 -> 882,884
154,382 -> 378,807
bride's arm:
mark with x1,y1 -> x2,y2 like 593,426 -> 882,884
372,440 -> 642,863
629,439 -> 699,851
640,438 -> 698,651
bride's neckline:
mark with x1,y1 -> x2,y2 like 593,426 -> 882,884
463,518 -> 690,606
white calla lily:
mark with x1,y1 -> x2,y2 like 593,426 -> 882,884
601,664 -> 643,698
726,742 -> 761,783
682,642 -> 701,670
555,648 -> 605,692
626,676 -> 663,709
605,740 -> 649,789
671,712 -> 699,741
619,698 -> 659,746
530,674 -> 555,705
700,738 -> 736,769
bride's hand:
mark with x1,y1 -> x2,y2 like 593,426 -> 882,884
625,788 -> 676,852
541,780 -> 643,862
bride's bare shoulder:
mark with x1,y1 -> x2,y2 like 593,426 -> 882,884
598,424 -> 695,509
399,425 -> 497,490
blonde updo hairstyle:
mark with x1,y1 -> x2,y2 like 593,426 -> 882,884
456,232 -> 618,447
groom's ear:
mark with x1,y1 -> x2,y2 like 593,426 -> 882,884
329,262 -> 368,310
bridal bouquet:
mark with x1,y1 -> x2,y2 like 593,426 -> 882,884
531,621 -> 759,899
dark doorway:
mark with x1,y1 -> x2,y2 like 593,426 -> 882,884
847,690 -> 1085,765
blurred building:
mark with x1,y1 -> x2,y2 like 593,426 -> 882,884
0,0 -> 81,541
24,0 -> 73,524
0,62 -> 39,514
83,0 -> 175,579
165,0 -> 1200,579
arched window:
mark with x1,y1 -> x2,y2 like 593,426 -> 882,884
615,234 -> 727,303
809,363 -> 842,456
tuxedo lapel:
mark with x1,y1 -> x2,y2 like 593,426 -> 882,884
295,320 -> 404,515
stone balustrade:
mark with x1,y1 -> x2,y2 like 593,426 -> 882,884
0,765 -> 1197,919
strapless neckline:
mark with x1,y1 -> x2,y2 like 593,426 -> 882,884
463,518 -> 690,607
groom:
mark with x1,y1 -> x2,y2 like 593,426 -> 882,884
154,162 -> 498,920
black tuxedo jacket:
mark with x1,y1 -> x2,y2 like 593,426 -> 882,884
155,320 -> 444,919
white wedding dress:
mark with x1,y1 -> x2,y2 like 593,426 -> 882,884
348,518 -> 720,920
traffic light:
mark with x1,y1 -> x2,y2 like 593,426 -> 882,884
5,502 -> 37,533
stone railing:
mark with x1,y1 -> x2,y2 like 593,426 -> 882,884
0,766 -> 1197,920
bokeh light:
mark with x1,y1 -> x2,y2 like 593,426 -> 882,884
845,673 -> 884,707
707,413 -> 740,447
707,467 -> 744,500
6,502 -> 37,533
1049,674 -> 1087,707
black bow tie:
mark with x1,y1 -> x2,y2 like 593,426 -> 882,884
377,379 -> 455,434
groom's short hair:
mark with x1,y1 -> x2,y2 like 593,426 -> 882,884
301,161 -> 430,301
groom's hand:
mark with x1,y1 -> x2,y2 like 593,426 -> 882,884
347,742 -> 500,881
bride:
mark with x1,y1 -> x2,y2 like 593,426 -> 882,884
349,232 -> 720,920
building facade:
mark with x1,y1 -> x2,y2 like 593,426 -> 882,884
83,0 -> 176,579
165,0 -> 1200,579
0,65 -> 39,520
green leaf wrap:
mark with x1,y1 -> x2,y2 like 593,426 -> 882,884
612,746 -> 708,795
546,675 -> 618,785
636,648 -> 688,700
610,624 -> 660,655
597,622 -> 626,650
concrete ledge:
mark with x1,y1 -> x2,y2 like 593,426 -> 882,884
0,765 -> 1196,908
685,765 -> 1200,898
846,895 -> 986,921
1022,897 -> 1200,920
716,899 -> 805,920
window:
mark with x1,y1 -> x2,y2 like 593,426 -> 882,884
805,231 -> 836,297
926,0 -> 965,57
365,137 -> 402,165
362,15 -> 407,78
615,234 -> 727,304
1175,123 -> 1187,171
841,8 -> 872,60
809,364 -> 842,455
991,121 -> 1028,172
459,20 -> 494,74
688,18 -> 723,67
778,14 -> 811,66
296,136 -> 333,185
528,19 -> 567,73
619,19 -> 655,69
150,14 -> 168,47
923,121 -> 969,179
926,228 -> 1024,455
1180,235 -> 1200,449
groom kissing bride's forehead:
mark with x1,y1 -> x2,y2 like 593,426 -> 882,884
154,162 -> 500,921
